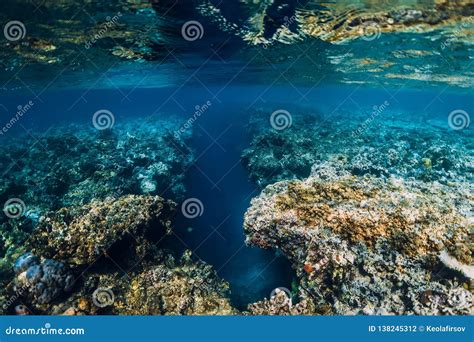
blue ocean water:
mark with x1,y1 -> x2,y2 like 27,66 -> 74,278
0,0 -> 473,314
1,84 -> 472,309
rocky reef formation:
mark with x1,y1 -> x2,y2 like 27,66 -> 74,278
0,216 -> 33,284
29,195 -> 175,266
13,253 -> 74,308
0,117 -> 192,279
115,250 -> 235,315
242,108 -> 473,188
244,160 -> 473,315
0,117 -> 192,210
246,288 -> 315,316
1,195 -> 238,315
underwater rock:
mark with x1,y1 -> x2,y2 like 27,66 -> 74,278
0,216 -> 35,285
29,195 -> 175,266
13,252 -> 74,308
0,117 -> 193,215
44,250 -> 237,316
244,161 -> 473,315
242,108 -> 473,187
439,250 -> 474,280
241,108 -> 323,187
115,251 -> 236,315
246,289 -> 316,316
242,129 -> 320,187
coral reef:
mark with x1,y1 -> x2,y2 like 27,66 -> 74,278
29,195 -> 175,266
244,161 -> 473,315
242,108 -> 473,187
242,109 -> 322,187
0,117 -> 192,213
0,116 -> 192,292
0,193 -> 238,316
114,251 -> 236,315
13,253 -> 74,308
246,289 -> 316,315
0,217 -> 33,285
6,250 -> 236,316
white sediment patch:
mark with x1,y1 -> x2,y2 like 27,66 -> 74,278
439,250 -> 474,280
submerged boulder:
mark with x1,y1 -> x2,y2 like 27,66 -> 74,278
13,252 -> 75,310
30,195 -> 176,266
244,161 -> 473,315
115,251 -> 236,315
46,250 -> 237,316
246,288 -> 316,316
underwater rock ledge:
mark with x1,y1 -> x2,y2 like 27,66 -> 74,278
1,195 -> 238,315
29,195 -> 175,266
244,160 -> 473,315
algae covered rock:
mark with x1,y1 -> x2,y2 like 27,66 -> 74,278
0,117 -> 193,216
246,288 -> 316,316
1,194 -> 239,316
12,253 -> 74,308
242,108 -> 473,188
114,251 -> 236,315
30,195 -> 176,266
0,218 -> 32,285
48,250 -> 236,316
244,161 -> 473,315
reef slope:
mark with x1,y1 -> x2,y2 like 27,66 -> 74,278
244,160 -> 473,315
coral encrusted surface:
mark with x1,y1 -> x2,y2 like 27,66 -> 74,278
244,160 -> 473,315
